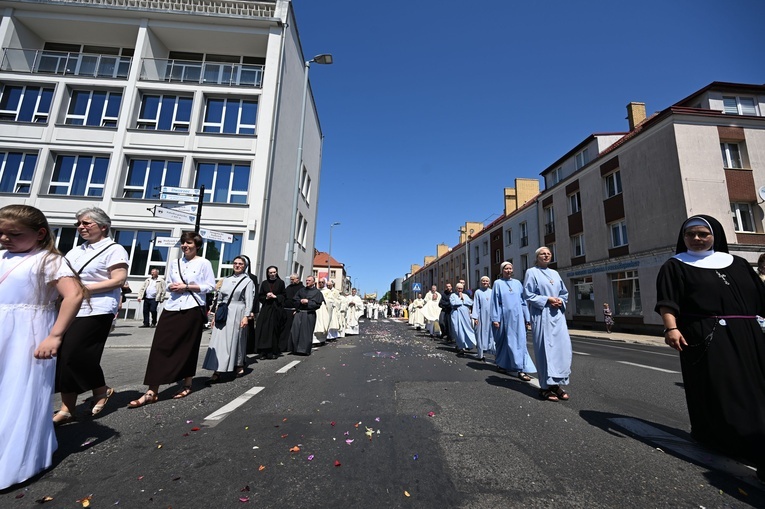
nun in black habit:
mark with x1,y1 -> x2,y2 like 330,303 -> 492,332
656,214 -> 765,480
253,265 -> 285,359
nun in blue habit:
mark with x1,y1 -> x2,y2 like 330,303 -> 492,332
490,261 -> 535,380
449,282 -> 477,356
523,247 -> 572,402
470,276 -> 495,361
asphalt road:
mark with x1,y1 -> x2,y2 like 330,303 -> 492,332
2,318 -> 763,508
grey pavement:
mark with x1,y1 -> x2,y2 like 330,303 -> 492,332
106,317 -> 212,348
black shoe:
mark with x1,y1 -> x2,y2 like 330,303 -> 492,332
139,324 -> 151,328
150,323 -> 157,327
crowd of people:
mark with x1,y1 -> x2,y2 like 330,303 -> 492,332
401,251 -> 572,401
1,205 -> 763,488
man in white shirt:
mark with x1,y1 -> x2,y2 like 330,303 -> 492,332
137,269 -> 166,327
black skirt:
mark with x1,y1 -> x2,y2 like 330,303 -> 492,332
143,307 -> 205,386
56,314 -> 113,393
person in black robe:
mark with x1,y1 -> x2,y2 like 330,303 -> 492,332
238,255 -> 260,356
656,214 -> 765,481
288,275 -> 324,355
279,274 -> 303,352
438,283 -> 454,341
254,265 -> 285,359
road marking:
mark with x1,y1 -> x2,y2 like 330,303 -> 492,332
573,351 -> 591,356
616,361 -> 680,374
276,360 -> 301,373
573,337 -> 676,357
202,386 -> 264,426
608,417 -> 759,485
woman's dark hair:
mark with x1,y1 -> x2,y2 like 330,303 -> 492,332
180,231 -> 203,249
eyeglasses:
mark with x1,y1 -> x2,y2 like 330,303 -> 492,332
232,262 -> 245,266
684,231 -> 712,239
74,220 -> 96,227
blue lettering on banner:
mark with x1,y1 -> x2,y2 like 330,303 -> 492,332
566,260 -> 640,278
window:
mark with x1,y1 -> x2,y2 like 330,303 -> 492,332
520,222 -> 528,247
137,94 -> 192,131
731,203 -> 755,232
494,249 -> 501,264
200,234 -> 243,277
576,148 -> 589,170
505,229 -> 512,245
474,245 -> 479,264
48,154 -> 109,196
483,267 -> 489,277
520,254 -> 528,273
123,158 -> 183,199
300,167 -> 312,204
544,206 -> 555,235
51,226 -> 81,253
571,234 -> 585,258
551,167 -> 562,185
604,170 -> 622,198
723,96 -> 758,116
0,151 -> 37,193
548,243 -> 557,263
295,213 -> 309,248
461,254 -> 466,270
610,220 -> 628,248
195,161 -> 250,204
202,97 -> 257,134
113,229 -> 173,276
572,276 -> 594,316
611,270 -> 641,316
0,84 -> 54,123
720,142 -> 743,169
482,241 -> 488,256
568,191 -> 581,214
65,89 -> 122,127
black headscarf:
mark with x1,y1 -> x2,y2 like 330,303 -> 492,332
674,214 -> 729,254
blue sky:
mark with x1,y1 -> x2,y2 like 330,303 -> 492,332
293,0 -> 765,298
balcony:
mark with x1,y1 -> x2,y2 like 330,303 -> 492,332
1,48 -> 131,79
24,0 -> 277,18
139,58 -> 263,87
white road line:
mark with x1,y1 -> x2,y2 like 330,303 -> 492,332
573,337 -> 676,357
608,417 -> 759,485
573,351 -> 591,356
276,360 -> 301,373
202,386 -> 264,425
616,361 -> 680,374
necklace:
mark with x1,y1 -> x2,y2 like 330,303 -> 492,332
539,267 -> 555,284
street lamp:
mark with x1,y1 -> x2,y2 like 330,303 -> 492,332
327,221 -> 340,286
286,53 -> 333,277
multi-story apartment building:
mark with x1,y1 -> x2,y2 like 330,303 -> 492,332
400,82 -> 765,333
0,0 -> 325,285
312,251 -> 347,292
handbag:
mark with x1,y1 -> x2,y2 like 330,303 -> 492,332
214,276 -> 248,325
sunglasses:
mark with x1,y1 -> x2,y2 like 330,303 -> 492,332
684,231 -> 712,239
74,220 -> 97,227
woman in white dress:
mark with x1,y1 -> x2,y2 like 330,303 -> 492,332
0,205 -> 83,489
203,256 -> 255,383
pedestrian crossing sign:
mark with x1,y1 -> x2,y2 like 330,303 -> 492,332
412,283 -> 421,292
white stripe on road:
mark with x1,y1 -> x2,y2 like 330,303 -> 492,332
608,417 -> 759,485
202,386 -> 264,425
573,351 -> 591,356
276,360 -> 301,373
616,361 -> 680,374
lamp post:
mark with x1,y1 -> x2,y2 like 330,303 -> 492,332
286,53 -> 333,276
327,221 -> 340,286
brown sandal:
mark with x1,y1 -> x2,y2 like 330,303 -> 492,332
518,372 -> 532,382
128,391 -> 157,408
539,389 -> 559,402
173,385 -> 193,399
550,385 -> 570,401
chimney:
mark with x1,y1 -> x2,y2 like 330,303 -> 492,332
626,102 -> 646,131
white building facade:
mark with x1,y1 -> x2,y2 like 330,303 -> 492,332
0,0 -> 324,285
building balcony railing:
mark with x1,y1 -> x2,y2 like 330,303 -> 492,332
1,48 -> 131,78
139,58 -> 263,87
22,0 -> 277,18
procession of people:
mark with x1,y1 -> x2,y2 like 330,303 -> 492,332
2,202 -> 763,490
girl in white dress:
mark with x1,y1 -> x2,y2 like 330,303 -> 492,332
0,205 -> 83,489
